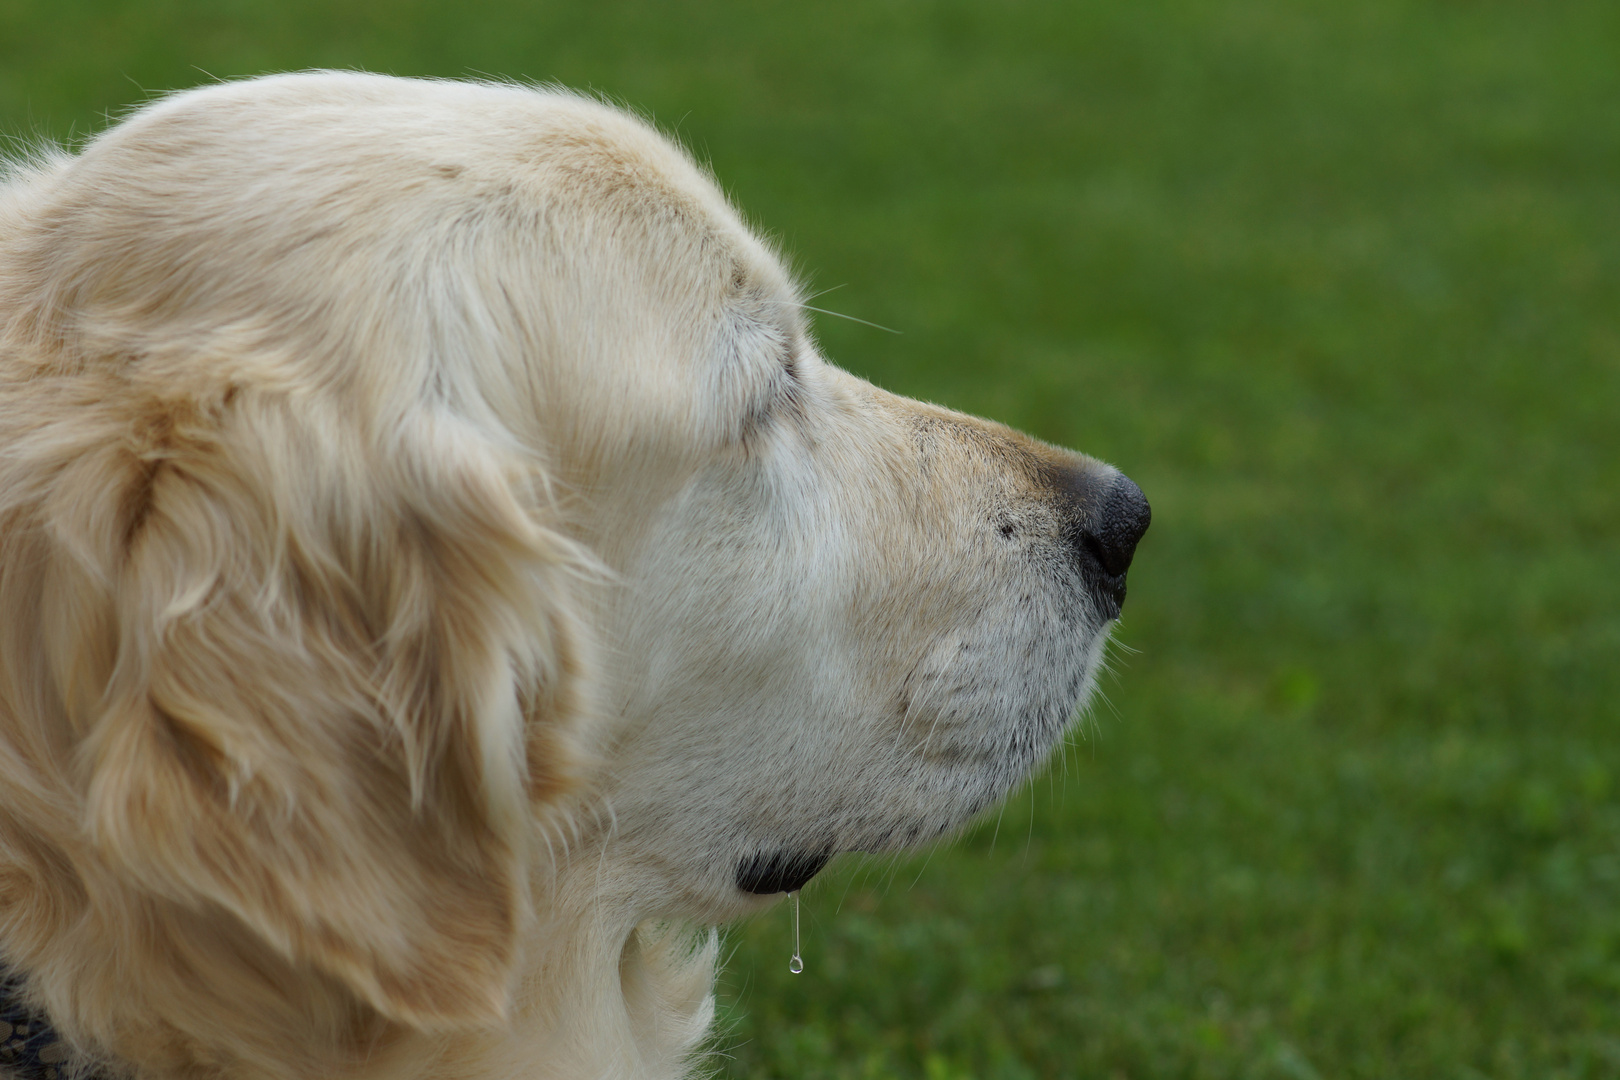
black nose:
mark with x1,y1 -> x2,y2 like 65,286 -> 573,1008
1053,468 -> 1151,619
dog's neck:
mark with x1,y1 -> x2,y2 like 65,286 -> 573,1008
2,890 -> 716,1080
0,829 -> 719,1080
421,853 -> 721,1080
418,922 -> 717,1080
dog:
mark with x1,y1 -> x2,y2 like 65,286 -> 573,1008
0,72 -> 1149,1079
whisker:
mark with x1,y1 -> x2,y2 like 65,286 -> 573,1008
801,283 -> 848,303
763,299 -> 902,334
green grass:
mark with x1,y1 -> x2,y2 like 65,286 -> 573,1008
5,0 -> 1618,1076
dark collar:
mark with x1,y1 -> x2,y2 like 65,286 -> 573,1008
1,969 -> 75,1080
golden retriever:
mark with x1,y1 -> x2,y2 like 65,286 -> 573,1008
0,72 -> 1149,1080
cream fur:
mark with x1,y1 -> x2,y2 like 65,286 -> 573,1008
0,73 -> 1132,1079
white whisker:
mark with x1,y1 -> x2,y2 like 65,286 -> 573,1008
764,299 -> 902,334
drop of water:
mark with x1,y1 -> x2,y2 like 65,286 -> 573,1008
788,890 -> 804,974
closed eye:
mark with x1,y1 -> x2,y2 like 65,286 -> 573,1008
738,351 -> 803,445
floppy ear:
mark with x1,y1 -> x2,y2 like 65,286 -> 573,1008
48,385 -> 587,1029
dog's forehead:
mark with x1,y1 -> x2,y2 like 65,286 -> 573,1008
112,73 -> 783,280
46,74 -> 800,448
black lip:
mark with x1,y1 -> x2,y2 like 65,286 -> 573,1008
1073,531 -> 1127,618
735,849 -> 833,894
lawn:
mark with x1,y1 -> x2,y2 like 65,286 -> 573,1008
3,1 -> 1617,1077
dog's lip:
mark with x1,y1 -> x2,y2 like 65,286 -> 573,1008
735,848 -> 833,895
1072,540 -> 1129,621
1098,571 -> 1127,620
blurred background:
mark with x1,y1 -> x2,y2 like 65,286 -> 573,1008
4,1 -> 1616,1076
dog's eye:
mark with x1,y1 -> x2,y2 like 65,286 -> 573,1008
774,351 -> 806,411
737,352 -> 804,446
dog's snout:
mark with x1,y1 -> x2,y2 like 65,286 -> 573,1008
1053,467 -> 1151,619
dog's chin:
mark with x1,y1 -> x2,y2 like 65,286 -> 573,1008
707,629 -> 1111,911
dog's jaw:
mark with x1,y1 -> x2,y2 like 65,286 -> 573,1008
573,364 -> 1129,924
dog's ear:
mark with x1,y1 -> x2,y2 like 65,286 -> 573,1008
43,386 -> 588,1029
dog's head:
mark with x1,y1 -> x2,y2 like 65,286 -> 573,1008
0,73 -> 1146,1074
